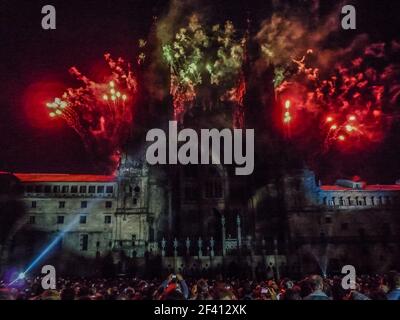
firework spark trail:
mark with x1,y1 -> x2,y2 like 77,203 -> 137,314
275,44 -> 400,152
46,54 -> 138,172
162,15 -> 247,127
162,15 -> 207,122
256,2 -> 400,154
211,21 -> 247,128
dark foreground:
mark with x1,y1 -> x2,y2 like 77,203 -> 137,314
1,272 -> 400,301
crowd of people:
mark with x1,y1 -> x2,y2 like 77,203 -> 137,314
1,272 -> 400,300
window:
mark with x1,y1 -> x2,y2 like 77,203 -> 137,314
97,186 -> 104,193
26,185 -> 34,193
53,186 -> 60,193
104,215 -> 112,224
341,223 -> 349,231
79,186 -> 87,193
134,186 -> 140,193
80,215 -> 87,224
105,201 -> 112,208
59,201 -> 65,209
44,185 -> 51,193
57,216 -> 64,224
81,201 -> 87,209
133,198 -> 138,206
325,216 -> 332,224
31,201 -> 37,208
28,216 -> 36,224
80,234 -> 88,251
106,186 -> 114,194
88,186 -> 96,193
71,186 -> 78,193
62,186 -> 69,193
35,185 -> 43,193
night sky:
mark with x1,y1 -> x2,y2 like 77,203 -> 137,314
1,0 -> 400,182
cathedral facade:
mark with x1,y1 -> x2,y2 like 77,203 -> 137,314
1,160 -> 400,277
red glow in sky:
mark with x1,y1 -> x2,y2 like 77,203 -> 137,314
22,80 -> 65,129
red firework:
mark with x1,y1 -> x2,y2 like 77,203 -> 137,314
275,42 -> 400,153
46,54 -> 138,172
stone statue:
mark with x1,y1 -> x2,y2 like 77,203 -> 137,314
185,237 -> 190,255
198,237 -> 203,257
210,237 -> 215,257
161,237 -> 166,257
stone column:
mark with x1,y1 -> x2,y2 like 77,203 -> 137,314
198,237 -> 203,258
173,237 -> 178,273
209,237 -> 215,276
161,237 -> 166,257
210,237 -> 215,257
261,238 -> 266,256
236,215 -> 242,249
274,237 -> 280,280
173,238 -> 178,256
221,215 -> 226,256
168,185 -> 173,234
248,235 -> 256,280
185,237 -> 190,256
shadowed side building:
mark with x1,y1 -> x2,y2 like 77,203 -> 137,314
283,170 -> 400,275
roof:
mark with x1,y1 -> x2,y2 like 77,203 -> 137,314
320,185 -> 400,192
13,173 -> 116,183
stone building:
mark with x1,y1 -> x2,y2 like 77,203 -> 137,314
283,170 -> 400,275
2,173 -> 119,273
1,162 -> 400,277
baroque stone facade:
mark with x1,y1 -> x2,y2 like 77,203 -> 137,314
283,170 -> 400,275
1,164 -> 400,276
